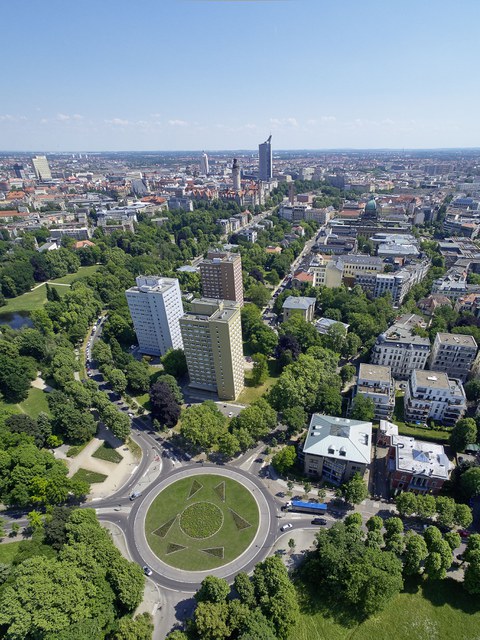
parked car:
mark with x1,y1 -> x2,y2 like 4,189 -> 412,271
281,523 -> 293,532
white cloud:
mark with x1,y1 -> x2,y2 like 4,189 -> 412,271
269,117 -> 298,128
168,119 -> 188,127
0,114 -> 27,122
105,118 -> 130,126
57,113 -> 71,121
321,116 -> 336,123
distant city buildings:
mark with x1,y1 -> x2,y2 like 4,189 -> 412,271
258,135 -> 272,181
200,152 -> 209,176
179,298 -> 244,400
199,250 -> 244,306
125,276 -> 184,356
232,158 -> 241,191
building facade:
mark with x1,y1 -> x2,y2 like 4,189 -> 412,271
282,296 -> 316,322
355,363 -> 395,420
125,276 -> 184,356
302,414 -> 372,484
32,155 -> 52,181
428,332 -> 478,383
199,251 -> 244,305
404,369 -> 467,426
179,298 -> 244,400
258,135 -> 272,181
370,314 -> 431,380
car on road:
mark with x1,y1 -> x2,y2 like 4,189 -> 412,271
130,492 -> 141,501
228,411 -> 233,418
143,565 -> 153,576
128,413 -> 134,418
281,523 -> 293,532
311,517 -> 327,525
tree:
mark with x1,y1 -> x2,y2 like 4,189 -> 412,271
115,613 -> 154,640
282,405 -> 307,433
180,402 -> 227,451
44,506 -> 73,550
350,395 -> 375,421
464,551 -> 480,595
342,333 -> 362,359
247,283 -> 271,308
450,418 -> 477,454
154,374 -> 183,404
149,381 -> 181,428
166,632 -> 188,640
5,414 -> 50,449
395,492 -> 417,517
465,534 -> 480,563
125,360 -> 150,395
423,526 -> 443,550
194,601 -> 230,640
106,368 -> 128,395
436,496 -> 456,529
322,322 -> 347,353
444,531 -> 461,551
345,512 -> 363,528
271,446 -> 296,475
366,515 -> 383,532
316,384 -> 342,415
161,348 -> 187,378
0,354 -> 36,402
424,539 -> 452,580
288,538 -> 296,552
234,572 -> 256,608
340,364 -> 356,385
460,467 -> 480,500
251,353 -> 268,386
465,379 -> 480,402
403,531 -> 428,575
454,503 -> 473,529
341,472 -> 368,505
416,494 -> 436,519
217,431 -> 240,458
195,576 -> 230,604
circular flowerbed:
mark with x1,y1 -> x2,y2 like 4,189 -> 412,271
179,502 -> 223,539
144,474 -> 260,570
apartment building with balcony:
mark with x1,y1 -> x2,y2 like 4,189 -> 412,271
370,314 -> 431,380
355,363 -> 395,420
404,369 -> 466,427
179,298 -> 244,401
199,250 -> 244,306
428,332 -> 478,383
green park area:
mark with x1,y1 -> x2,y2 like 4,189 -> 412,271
145,474 -> 259,571
92,442 -> 123,464
0,265 -> 99,314
71,468 -> 108,485
238,359 -> 280,405
295,578 -> 480,640
0,386 -> 50,421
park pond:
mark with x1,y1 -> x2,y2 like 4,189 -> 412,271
0,311 -> 33,329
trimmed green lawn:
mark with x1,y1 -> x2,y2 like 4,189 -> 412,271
92,442 -> 123,464
145,474 -> 259,571
0,265 -> 100,313
49,265 -> 99,285
295,578 -> 480,640
71,468 -> 108,484
0,387 -> 51,420
66,440 -> 91,458
238,359 -> 280,405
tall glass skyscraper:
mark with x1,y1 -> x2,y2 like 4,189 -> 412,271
258,134 -> 272,181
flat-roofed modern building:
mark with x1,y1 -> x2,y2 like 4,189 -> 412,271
199,250 -> 244,306
32,155 -> 52,181
429,332 -> 478,383
302,414 -> 372,484
125,276 -> 184,356
282,296 -> 316,322
179,298 -> 244,400
356,363 -> 395,420
404,369 -> 466,426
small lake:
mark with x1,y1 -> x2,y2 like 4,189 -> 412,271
0,311 -> 34,329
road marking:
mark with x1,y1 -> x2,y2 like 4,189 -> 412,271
131,465 -> 138,475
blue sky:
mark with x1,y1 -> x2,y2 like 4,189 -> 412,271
2,0 -> 479,150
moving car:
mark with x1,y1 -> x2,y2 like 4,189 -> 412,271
281,523 -> 293,532
311,517 -> 327,525
143,566 -> 153,576
130,491 -> 141,501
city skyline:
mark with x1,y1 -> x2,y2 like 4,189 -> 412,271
1,0 -> 480,151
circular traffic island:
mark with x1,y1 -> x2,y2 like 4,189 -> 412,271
145,474 -> 259,571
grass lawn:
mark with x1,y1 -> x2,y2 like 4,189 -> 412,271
295,578 -> 480,640
71,468 -> 108,484
66,440 -> 91,458
238,359 -> 280,405
145,474 -> 259,571
92,442 -> 123,464
0,387 -> 51,420
0,265 -> 100,314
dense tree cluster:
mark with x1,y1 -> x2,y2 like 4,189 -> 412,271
395,492 -> 473,528
0,509 -> 148,639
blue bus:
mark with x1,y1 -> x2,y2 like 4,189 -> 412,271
283,500 -> 328,514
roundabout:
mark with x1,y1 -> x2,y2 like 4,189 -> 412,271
132,465 -> 276,588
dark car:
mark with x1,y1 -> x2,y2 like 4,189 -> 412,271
311,518 -> 327,525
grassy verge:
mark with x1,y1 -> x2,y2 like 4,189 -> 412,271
66,440 -> 91,458
71,468 -> 107,484
49,265 -> 100,285
92,442 -> 123,464
295,577 -> 480,640
128,438 -> 142,460
0,387 -> 51,421
238,359 -> 280,405
0,541 -> 25,564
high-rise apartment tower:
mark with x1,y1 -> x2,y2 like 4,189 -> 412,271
200,152 -> 209,175
232,158 -> 241,191
125,276 -> 184,356
199,250 -> 244,306
32,155 -> 52,181
180,298 -> 244,400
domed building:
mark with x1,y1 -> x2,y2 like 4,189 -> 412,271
362,196 -> 378,220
